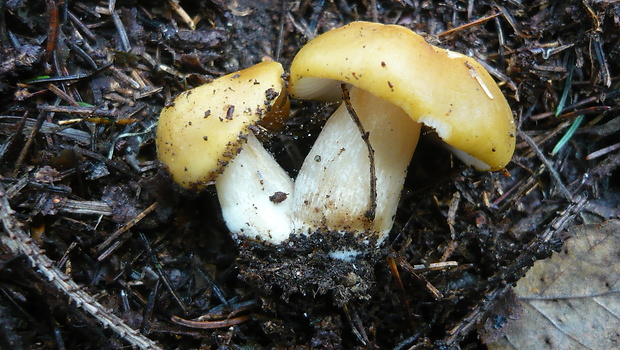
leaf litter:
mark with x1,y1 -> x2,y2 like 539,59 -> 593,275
485,220 -> 620,350
0,0 -> 619,349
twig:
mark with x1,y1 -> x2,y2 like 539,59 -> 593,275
370,0 -> 379,22
518,130 -> 573,201
275,1 -> 286,62
37,104 -> 119,118
589,32 -> 611,87
474,57 -> 518,94
59,200 -> 113,216
0,116 -> 91,146
109,0 -> 131,52
411,261 -> 458,272
387,254 -> 415,332
96,202 -> 158,254
67,10 -> 97,42
495,3 -> 529,38
65,40 -> 98,69
44,0 -> 61,63
397,258 -> 443,300
581,0 -> 601,32
538,194 -> 588,243
494,166 -> 545,212
342,304 -> 370,346
166,0 -> 196,30
0,112 -> 27,165
109,66 -> 141,89
140,233 -> 187,313
438,12 -> 503,38
590,150 -> 620,179
285,12 -> 314,39
171,315 -> 249,329
47,83 -> 80,107
341,84 -> 377,225
26,63 -> 112,84
586,142 -> 620,161
14,111 -> 47,172
198,299 -> 257,320
0,184 -> 163,350
530,95 -> 598,121
445,284 -> 511,346
141,279 -> 160,334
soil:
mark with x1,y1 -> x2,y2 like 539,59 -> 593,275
1,0 -> 619,349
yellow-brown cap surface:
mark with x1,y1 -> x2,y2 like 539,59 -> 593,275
289,21 -> 515,170
157,61 -> 287,189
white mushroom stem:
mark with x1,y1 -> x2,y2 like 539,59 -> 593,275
292,86 -> 421,242
215,131 -> 294,244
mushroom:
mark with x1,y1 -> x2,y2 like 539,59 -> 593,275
289,22 -> 515,244
156,61 -> 294,243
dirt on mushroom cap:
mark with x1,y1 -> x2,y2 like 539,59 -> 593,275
156,61 -> 287,189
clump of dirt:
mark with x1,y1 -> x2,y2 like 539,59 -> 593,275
237,230 -> 381,306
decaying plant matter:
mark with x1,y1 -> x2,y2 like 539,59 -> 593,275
0,0 -> 619,349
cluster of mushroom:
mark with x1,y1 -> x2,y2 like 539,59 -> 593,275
157,22 -> 515,255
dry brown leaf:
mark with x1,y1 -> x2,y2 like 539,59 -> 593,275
486,220 -> 620,350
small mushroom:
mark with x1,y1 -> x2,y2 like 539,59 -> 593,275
157,61 -> 293,242
289,22 -> 516,243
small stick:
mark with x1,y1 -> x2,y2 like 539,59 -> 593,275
140,232 -> 187,313
197,300 -> 257,321
45,0 -> 61,62
141,279 -> 160,334
97,202 -> 158,254
109,0 -> 131,52
465,61 -> 494,100
14,111 -> 46,172
387,254 -> 415,332
167,0 -> 196,30
274,1 -> 286,62
370,0 -> 379,22
47,83 -> 80,107
397,258 -> 444,300
36,104 -> 118,117
441,191 -> 461,262
586,142 -> 620,160
171,315 -> 249,329
342,304 -> 370,345
65,40 -> 98,69
109,66 -> 141,89
438,12 -> 503,38
59,200 -> 113,216
518,130 -> 573,201
67,10 -> 97,42
341,84 -> 377,225
411,261 -> 458,272
26,63 -> 112,84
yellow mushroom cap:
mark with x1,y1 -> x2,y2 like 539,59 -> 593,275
289,21 -> 515,171
156,61 -> 287,189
